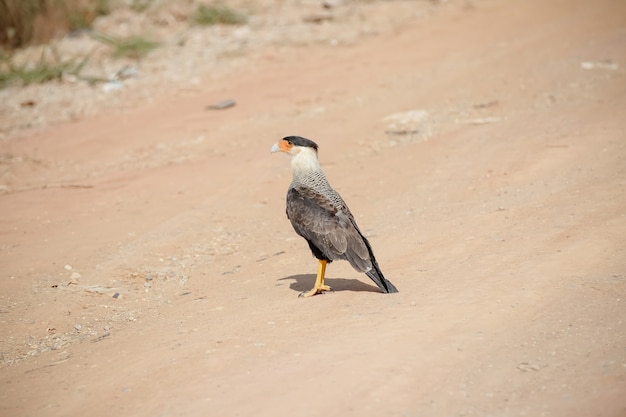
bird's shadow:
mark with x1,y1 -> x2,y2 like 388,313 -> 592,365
278,274 -> 381,294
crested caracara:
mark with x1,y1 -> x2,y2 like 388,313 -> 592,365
271,136 -> 398,297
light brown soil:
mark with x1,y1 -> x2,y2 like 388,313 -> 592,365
1,0 -> 625,416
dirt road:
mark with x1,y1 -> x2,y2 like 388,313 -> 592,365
1,0 -> 625,416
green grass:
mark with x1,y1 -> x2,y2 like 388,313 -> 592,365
92,33 -> 160,59
0,47 -> 96,89
191,4 -> 247,26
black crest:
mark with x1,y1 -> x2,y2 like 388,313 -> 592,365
283,136 -> 319,151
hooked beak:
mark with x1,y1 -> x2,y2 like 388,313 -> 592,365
271,142 -> 280,153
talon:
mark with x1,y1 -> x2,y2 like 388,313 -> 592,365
299,284 -> 333,298
298,259 -> 331,298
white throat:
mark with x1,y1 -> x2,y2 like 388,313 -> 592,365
290,147 -> 321,175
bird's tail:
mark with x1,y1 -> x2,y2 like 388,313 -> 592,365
362,236 -> 399,294
366,263 -> 398,293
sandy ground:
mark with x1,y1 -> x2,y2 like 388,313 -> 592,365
1,0 -> 626,416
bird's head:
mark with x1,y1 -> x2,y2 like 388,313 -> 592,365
271,136 -> 319,157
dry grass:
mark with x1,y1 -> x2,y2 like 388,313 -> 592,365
0,46 -> 99,88
0,0 -> 111,49
0,0 -> 251,90
191,3 -> 247,26
91,32 -> 160,59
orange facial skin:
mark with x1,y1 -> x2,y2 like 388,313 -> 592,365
277,139 -> 293,152
271,138 -> 294,154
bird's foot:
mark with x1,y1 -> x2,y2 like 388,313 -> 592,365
298,284 -> 333,298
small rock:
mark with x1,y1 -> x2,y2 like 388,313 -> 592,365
113,65 -> 139,80
206,99 -> 236,110
102,80 -> 124,93
61,72 -> 79,83
580,60 -> 618,70
84,285 -> 114,294
64,264 -> 73,271
383,109 -> 430,141
465,117 -> 501,125
322,0 -> 342,9
383,109 -> 429,134
473,100 -> 499,109
303,14 -> 333,24
517,362 -> 543,371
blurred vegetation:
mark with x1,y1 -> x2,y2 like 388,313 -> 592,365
91,32 -> 160,59
129,0 -> 152,13
0,46 -> 100,88
0,0 -> 112,49
191,3 -> 247,26
0,0 -> 251,89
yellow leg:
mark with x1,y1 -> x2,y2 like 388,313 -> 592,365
299,260 -> 333,297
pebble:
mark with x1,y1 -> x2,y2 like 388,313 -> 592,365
383,109 -> 429,135
113,65 -> 139,80
465,117 -> 501,125
102,80 -> 124,93
206,99 -> 236,110
580,60 -> 618,70
517,362 -> 543,371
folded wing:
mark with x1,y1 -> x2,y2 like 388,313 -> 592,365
286,186 -> 372,272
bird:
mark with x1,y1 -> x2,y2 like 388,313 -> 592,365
271,135 -> 399,297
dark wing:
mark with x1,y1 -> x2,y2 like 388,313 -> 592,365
286,186 -> 372,272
